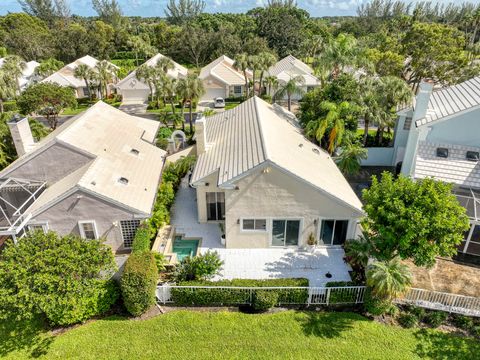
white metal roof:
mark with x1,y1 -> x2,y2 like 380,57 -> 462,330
268,55 -> 314,77
117,53 -> 188,89
8,101 -> 166,216
414,141 -> 480,189
199,55 -> 250,86
416,76 -> 480,127
0,58 -> 39,90
191,96 -> 363,213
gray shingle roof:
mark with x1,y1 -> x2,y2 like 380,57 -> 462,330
416,76 -> 480,127
414,141 -> 480,189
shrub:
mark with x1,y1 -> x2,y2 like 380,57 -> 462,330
121,252 -> 158,316
157,127 -> 174,140
252,290 -> 278,311
325,281 -> 358,304
131,224 -> 152,253
171,278 -> 309,307
398,313 -> 418,328
472,325 -> 480,337
408,306 -> 426,321
3,100 -> 18,112
154,253 -> 167,272
424,311 -> 448,328
452,314 -> 475,331
363,290 -> 396,316
174,251 -> 223,282
0,232 -> 118,326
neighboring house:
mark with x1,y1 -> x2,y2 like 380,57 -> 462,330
199,55 -> 251,102
116,53 -> 188,104
41,55 -> 118,99
190,96 -> 363,249
0,58 -> 40,91
0,101 -> 166,252
377,77 -> 480,257
267,55 -> 320,100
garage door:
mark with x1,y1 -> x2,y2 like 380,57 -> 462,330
202,87 -> 226,102
121,89 -> 150,103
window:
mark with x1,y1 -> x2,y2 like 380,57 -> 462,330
242,219 -> 267,231
233,85 -> 242,94
463,224 -> 480,256
120,220 -> 141,248
403,116 -> 412,130
27,222 -> 48,234
272,219 -> 300,247
466,151 -> 479,161
79,221 -> 98,240
206,192 -> 225,221
82,87 -> 90,96
319,220 -> 349,246
436,148 -> 449,158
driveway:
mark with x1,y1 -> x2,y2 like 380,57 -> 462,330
171,177 -> 351,287
119,102 -> 148,114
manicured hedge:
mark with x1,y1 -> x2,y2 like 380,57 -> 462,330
131,224 -> 152,253
326,281 -> 359,304
171,279 -> 309,307
121,252 -> 158,316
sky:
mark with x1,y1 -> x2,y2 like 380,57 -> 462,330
1,0 -> 480,18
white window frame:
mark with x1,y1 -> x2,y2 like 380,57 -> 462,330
27,222 -> 49,234
78,220 -> 98,240
240,218 -> 268,233
233,85 -> 242,94
270,218 -> 303,248
317,218 -> 351,247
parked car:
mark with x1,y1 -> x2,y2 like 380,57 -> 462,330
214,97 -> 225,108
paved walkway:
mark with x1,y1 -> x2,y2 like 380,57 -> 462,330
170,177 -> 351,286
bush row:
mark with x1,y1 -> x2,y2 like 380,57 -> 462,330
171,279 -> 309,308
131,224 -> 152,253
325,281 -> 360,304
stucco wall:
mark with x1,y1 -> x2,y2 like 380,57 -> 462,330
195,167 -> 361,249
31,190 -> 143,252
425,109 -> 480,147
4,143 -> 92,184
195,172 -> 223,223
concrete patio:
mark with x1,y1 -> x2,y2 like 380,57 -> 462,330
170,177 -> 352,286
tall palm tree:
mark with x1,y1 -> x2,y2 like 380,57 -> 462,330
274,74 -> 305,111
336,141 -> 368,175
95,60 -> 117,99
74,64 -> 95,100
176,74 -> 205,131
234,53 -> 250,98
35,58 -> 64,79
316,33 -> 357,80
257,52 -> 277,97
358,77 -> 381,146
366,257 -> 412,300
0,69 -> 16,113
162,77 -> 178,115
2,55 -> 26,94
136,64 -> 156,101
264,75 -> 278,98
247,55 -> 261,96
156,56 -> 175,74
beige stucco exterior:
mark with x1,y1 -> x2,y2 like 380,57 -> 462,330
195,166 -> 361,249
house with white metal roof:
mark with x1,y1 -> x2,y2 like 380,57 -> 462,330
0,58 -> 40,91
199,55 -> 252,102
191,96 -> 363,249
116,53 -> 188,104
0,101 -> 165,252
391,76 -> 480,256
267,55 -> 320,100
41,55 -> 118,99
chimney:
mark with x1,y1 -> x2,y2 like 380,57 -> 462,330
413,81 -> 434,122
195,114 -> 208,154
8,115 -> 35,157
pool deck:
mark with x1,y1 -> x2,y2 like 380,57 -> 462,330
171,177 -> 351,287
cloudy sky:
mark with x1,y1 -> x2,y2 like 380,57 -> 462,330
2,0 -> 479,17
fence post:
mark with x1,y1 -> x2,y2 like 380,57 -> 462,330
326,288 -> 331,306
307,288 -> 312,306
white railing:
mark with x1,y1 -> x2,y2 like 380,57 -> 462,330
156,285 -> 367,306
398,288 -> 480,317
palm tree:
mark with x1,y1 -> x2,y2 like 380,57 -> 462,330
156,56 -> 175,74
2,55 -> 26,94
35,58 -> 64,79
74,64 -> 95,100
366,257 -> 412,300
234,53 -> 250,98
95,60 -> 117,99
274,74 -> 305,111
336,141 -> 368,175
316,33 -> 357,80
264,76 -> 278,98
176,74 -> 205,131
344,236 -> 372,269
257,52 -> 277,97
0,69 -> 16,113
136,64 -> 156,101
247,55 -> 261,96
162,76 -> 178,115
358,77 -> 381,146
306,100 -> 356,154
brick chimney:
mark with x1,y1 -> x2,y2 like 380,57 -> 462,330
8,115 -> 35,157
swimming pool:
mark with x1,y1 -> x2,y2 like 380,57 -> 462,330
172,236 -> 200,262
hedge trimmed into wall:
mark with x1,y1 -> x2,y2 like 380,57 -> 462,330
325,281 -> 359,304
171,279 -> 309,307
131,224 -> 152,254
121,252 -> 158,316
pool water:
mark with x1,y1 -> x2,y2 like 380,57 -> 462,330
172,236 -> 200,262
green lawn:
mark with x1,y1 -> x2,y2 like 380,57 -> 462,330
62,104 -> 89,116
225,101 -> 241,110
1,310 -> 478,359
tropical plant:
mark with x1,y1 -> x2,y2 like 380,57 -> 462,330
274,74 -> 305,111
35,58 -> 64,78
74,63 -> 95,100
316,33 -> 358,80
264,75 -> 278,97
176,73 -> 205,130
2,55 -> 27,93
95,59 -> 117,99
0,70 -> 16,113
257,52 -> 277,96
344,236 -> 372,269
234,53 -> 251,98
174,251 -> 223,282
336,141 -> 368,175
366,257 -> 412,299
136,64 -> 156,100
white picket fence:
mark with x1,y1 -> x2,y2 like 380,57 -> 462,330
398,288 -> 480,317
156,285 -> 480,317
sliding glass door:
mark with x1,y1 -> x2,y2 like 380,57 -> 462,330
319,219 -> 349,246
272,220 -> 300,246
206,192 -> 225,221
